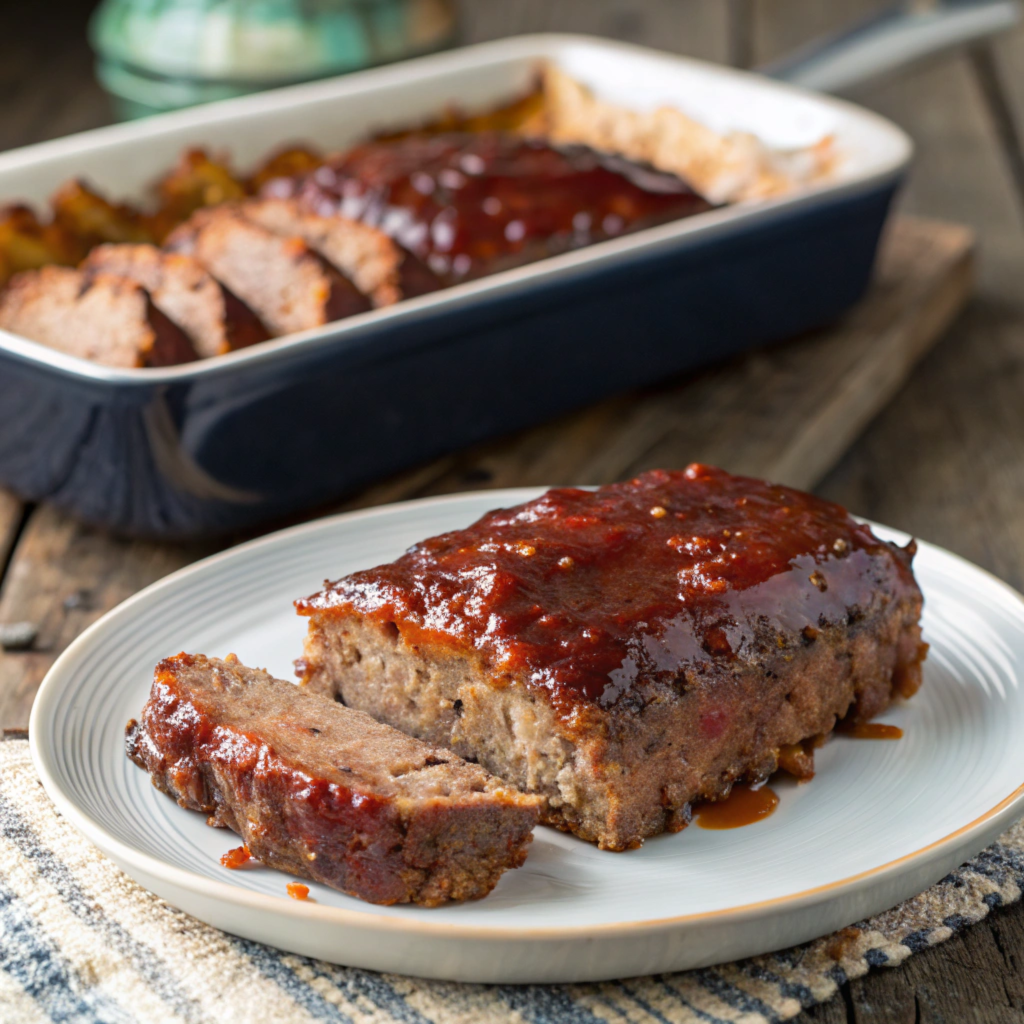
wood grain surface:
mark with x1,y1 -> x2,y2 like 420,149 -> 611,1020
2,1 -> 1024,1020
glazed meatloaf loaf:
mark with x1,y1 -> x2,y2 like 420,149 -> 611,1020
296,464 -> 927,851
127,653 -> 540,905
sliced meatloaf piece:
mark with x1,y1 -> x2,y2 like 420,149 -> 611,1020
256,178 -> 444,299
164,206 -> 371,336
296,464 -> 928,852
82,244 -> 269,358
0,265 -> 197,367
126,653 -> 540,905
241,198 -> 403,308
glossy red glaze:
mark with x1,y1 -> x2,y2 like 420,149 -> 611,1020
127,653 -> 538,903
837,721 -> 904,740
299,466 -> 919,720
142,658 -> 389,834
283,132 -> 712,284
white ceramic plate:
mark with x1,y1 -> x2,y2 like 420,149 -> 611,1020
30,489 -> 1024,984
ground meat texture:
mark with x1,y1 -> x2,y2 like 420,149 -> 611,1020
255,187 -> 443,299
295,465 -> 927,852
126,653 -> 540,905
82,243 -> 269,357
0,265 -> 197,367
241,198 -> 407,308
165,206 -> 371,336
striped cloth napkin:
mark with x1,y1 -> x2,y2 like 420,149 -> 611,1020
2,737 -> 1022,1024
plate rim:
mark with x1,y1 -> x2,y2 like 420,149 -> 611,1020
29,487 -> 1024,942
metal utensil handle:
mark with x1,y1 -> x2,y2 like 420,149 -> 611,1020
759,0 -> 1020,93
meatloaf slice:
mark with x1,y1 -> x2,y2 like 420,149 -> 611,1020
82,243 -> 269,357
257,181 -> 444,300
165,206 -> 371,336
241,198 -> 403,308
126,653 -> 540,905
296,464 -> 928,852
0,265 -> 197,367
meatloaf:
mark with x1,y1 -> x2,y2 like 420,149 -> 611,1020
126,653 -> 540,905
82,244 -> 268,357
296,464 -> 927,851
165,206 -> 371,336
0,265 -> 197,367
241,198 -> 406,308
283,132 -> 714,286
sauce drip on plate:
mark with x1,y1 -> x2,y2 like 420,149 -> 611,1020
694,784 -> 780,830
837,721 -> 904,740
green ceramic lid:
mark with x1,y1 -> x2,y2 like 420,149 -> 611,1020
90,0 -> 458,117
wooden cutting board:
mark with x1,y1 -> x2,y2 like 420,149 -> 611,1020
350,214 -> 975,501
0,215 -> 974,732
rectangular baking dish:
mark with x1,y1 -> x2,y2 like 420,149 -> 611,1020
0,34 -> 912,538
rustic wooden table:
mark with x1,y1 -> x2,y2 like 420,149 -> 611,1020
4,1 -> 1024,1020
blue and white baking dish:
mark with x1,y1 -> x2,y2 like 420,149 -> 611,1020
0,34 -> 911,538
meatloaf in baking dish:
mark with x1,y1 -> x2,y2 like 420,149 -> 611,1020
164,207 -> 372,336
283,132 -> 714,286
0,265 -> 197,367
81,244 -> 268,357
240,198 -> 435,307
126,653 -> 540,905
296,465 -> 927,851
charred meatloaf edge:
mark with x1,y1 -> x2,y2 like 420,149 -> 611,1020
126,653 -> 540,905
295,466 -> 927,852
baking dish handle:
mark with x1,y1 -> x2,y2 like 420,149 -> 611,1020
759,0 -> 1020,93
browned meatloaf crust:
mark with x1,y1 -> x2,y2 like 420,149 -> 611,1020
0,265 -> 197,367
81,243 -> 269,357
296,465 -> 927,851
126,652 -> 540,905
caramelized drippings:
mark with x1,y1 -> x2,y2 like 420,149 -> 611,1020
219,844 -> 251,869
694,784 -> 779,830
286,882 -> 311,901
837,721 -> 903,740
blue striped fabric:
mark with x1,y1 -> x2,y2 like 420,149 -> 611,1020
2,738 -> 1022,1024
